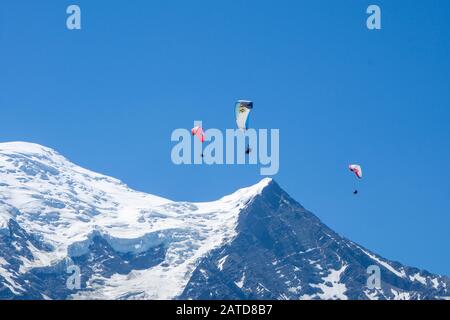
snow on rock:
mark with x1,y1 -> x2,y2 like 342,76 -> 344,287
310,264 -> 348,300
409,273 -> 427,286
431,278 -> 440,289
390,289 -> 411,300
356,245 -> 407,279
217,255 -> 229,271
235,272 -> 246,289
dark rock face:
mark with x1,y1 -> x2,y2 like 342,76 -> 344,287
180,181 -> 450,300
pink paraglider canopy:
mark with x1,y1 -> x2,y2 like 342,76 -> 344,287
191,126 -> 206,143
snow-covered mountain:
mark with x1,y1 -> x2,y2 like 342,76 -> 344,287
0,142 -> 449,300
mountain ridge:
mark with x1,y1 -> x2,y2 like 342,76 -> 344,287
180,180 -> 450,300
0,142 -> 448,300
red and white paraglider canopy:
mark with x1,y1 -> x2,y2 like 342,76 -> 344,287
349,164 -> 363,179
191,126 -> 206,143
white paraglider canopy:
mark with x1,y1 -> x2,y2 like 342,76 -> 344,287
235,100 -> 253,130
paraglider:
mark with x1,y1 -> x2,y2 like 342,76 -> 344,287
235,100 -> 253,131
349,164 -> 363,179
192,126 -> 206,157
191,126 -> 205,143
235,100 -> 253,154
349,164 -> 363,195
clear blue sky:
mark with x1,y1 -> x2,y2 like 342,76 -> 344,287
1,1 -> 449,276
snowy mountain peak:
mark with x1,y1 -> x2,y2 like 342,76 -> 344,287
0,142 -> 270,299
219,178 -> 273,203
181,180 -> 450,300
0,141 -> 59,155
0,143 -> 449,300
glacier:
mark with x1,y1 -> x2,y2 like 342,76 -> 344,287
0,142 -> 269,299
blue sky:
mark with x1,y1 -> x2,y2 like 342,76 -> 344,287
1,1 -> 449,276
